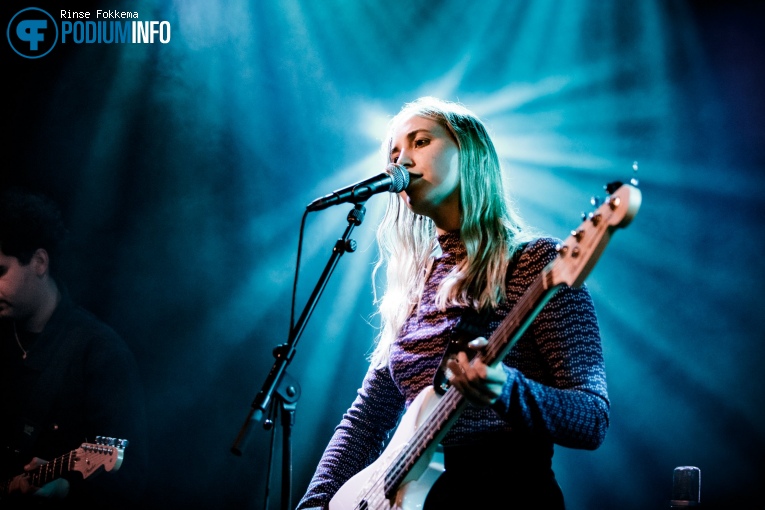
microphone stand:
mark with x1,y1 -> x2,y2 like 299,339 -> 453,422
231,202 -> 368,510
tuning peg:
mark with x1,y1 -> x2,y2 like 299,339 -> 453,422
590,196 -> 602,208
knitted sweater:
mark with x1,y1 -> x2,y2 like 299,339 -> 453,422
296,232 -> 609,509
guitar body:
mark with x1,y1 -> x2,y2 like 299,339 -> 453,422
330,387 -> 445,510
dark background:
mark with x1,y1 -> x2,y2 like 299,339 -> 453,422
3,1 -> 764,509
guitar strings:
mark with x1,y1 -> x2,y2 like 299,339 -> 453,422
30,449 -> 73,486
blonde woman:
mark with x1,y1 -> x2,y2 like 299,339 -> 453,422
297,97 -> 609,509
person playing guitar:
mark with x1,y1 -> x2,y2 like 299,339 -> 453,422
0,188 -> 147,508
296,97 -> 626,510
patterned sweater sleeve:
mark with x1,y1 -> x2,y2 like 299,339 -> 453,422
491,237 -> 610,450
296,364 -> 406,510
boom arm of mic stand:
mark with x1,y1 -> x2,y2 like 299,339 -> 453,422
231,203 -> 367,456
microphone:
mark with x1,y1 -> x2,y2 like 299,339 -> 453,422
670,466 -> 701,508
306,164 -> 410,212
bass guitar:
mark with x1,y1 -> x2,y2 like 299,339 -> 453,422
330,181 -> 641,510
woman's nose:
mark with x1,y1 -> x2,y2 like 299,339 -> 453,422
396,149 -> 413,167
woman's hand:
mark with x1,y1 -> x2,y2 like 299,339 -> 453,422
445,337 -> 507,407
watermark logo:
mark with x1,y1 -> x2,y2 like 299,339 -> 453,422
7,7 -> 171,58
7,7 -> 58,59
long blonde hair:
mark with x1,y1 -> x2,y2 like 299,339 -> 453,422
370,97 -> 532,367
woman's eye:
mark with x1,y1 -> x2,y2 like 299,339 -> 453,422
414,138 -> 429,147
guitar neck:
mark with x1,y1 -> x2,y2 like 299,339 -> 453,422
1,449 -> 76,496
484,273 -> 560,366
28,450 -> 77,488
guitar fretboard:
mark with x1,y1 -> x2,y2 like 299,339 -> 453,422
28,450 -> 76,487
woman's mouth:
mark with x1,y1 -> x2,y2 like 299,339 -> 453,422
404,173 -> 422,191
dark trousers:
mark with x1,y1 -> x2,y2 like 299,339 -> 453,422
423,435 -> 565,509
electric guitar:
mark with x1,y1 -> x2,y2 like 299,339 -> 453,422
2,436 -> 128,496
330,182 -> 642,510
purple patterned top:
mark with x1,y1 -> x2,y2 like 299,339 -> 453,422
296,232 -> 609,509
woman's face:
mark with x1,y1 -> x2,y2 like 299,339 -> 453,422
389,114 -> 461,231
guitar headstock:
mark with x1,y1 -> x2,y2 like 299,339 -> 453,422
72,436 -> 128,479
547,182 -> 641,288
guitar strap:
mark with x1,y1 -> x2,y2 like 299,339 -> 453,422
433,242 -> 529,394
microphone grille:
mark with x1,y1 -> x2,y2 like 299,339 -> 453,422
386,164 -> 410,193
671,466 -> 700,505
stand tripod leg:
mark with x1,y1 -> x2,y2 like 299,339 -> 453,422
281,400 -> 297,510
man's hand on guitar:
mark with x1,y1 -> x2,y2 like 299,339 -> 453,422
7,457 -> 70,499
445,337 -> 508,407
